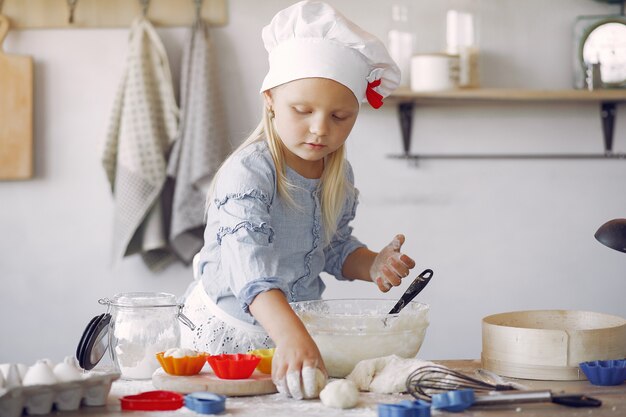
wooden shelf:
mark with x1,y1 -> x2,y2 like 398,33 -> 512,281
0,0 -> 228,29
389,87 -> 626,102
387,88 -> 626,161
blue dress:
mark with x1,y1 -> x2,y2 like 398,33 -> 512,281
197,140 -> 365,325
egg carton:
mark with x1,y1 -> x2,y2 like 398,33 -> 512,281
0,372 -> 119,417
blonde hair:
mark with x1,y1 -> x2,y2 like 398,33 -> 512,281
207,106 -> 353,244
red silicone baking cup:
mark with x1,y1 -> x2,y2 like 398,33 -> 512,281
156,352 -> 208,376
206,354 -> 261,379
120,390 -> 184,411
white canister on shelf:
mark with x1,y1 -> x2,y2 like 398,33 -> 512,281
446,10 -> 479,88
410,53 -> 460,92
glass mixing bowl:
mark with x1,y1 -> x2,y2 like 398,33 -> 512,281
291,299 -> 429,377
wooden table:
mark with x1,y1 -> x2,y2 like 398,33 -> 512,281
76,360 -> 625,417
433,360 -> 625,417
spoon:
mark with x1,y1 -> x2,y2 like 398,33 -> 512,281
388,268 -> 434,314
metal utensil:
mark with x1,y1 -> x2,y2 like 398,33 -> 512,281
476,368 -> 528,391
406,365 -> 601,408
388,269 -> 433,314
407,365 -> 516,399
474,390 -> 602,408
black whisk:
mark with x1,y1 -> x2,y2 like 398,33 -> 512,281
406,365 -> 517,400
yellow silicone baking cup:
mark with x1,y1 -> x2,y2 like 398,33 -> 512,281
156,352 -> 208,376
247,348 -> 275,374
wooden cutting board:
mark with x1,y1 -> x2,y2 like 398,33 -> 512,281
152,368 -> 277,396
0,14 -> 33,180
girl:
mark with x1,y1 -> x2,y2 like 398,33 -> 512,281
182,0 -> 416,399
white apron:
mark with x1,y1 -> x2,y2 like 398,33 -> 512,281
180,279 -> 274,354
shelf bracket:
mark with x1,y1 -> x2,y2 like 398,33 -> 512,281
601,101 -> 617,154
398,101 -> 414,156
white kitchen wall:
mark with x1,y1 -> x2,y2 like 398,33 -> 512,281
1,0 -> 625,364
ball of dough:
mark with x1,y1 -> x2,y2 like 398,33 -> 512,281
319,379 -> 359,409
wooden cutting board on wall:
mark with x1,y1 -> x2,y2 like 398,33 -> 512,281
0,14 -> 33,180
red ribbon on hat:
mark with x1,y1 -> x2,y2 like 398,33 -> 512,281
366,79 -> 384,109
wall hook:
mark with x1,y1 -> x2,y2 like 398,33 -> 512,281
67,0 -> 78,24
194,0 -> 204,21
140,0 -> 151,17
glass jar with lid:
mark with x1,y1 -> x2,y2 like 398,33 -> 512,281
76,292 -> 195,380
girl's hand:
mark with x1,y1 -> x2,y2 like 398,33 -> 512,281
272,332 -> 327,399
248,290 -> 327,400
369,234 -> 416,292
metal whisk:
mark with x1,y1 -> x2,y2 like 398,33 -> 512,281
406,365 -> 602,409
406,365 -> 517,400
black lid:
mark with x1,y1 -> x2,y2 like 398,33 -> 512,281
76,313 -> 111,370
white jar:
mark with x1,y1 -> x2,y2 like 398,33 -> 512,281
101,292 -> 194,380
410,53 -> 460,92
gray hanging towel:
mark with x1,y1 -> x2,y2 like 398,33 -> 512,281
102,17 -> 179,271
167,18 -> 230,264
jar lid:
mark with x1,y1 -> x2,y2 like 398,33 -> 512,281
76,313 -> 111,370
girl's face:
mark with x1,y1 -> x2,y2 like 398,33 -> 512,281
264,78 -> 359,178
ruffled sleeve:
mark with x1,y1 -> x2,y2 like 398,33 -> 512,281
323,162 -> 366,280
212,147 -> 289,313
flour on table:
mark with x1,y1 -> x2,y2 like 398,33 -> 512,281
346,355 -> 436,393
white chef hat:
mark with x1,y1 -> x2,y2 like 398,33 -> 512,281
260,1 -> 400,109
